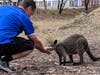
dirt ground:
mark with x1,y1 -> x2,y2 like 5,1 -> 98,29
0,7 -> 100,75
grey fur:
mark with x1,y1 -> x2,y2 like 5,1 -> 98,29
52,34 -> 100,65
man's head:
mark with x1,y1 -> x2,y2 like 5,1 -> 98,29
19,0 -> 36,17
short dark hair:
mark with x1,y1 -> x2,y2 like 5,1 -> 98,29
19,0 -> 36,11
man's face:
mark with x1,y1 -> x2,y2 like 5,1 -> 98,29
25,6 -> 35,17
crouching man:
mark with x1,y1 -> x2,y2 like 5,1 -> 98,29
0,0 -> 51,73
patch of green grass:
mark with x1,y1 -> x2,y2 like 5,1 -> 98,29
34,24 -> 39,29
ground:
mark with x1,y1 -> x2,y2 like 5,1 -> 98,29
0,7 -> 100,75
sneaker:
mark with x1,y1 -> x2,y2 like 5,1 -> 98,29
0,59 -> 16,73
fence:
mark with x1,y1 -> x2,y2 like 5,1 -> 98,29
0,0 -> 18,5
35,0 -> 100,8
82,0 -> 100,7
35,0 -> 70,8
0,0 -> 100,7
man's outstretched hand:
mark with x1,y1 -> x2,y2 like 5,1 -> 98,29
43,47 -> 53,54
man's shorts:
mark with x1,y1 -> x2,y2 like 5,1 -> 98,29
0,37 -> 34,56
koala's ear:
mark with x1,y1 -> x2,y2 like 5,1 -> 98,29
54,40 -> 57,45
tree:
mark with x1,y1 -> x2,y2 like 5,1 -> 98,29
85,0 -> 90,13
69,0 -> 73,7
17,0 -> 22,6
58,0 -> 68,15
3,0 -> 6,5
57,0 -> 60,10
8,0 -> 12,5
43,0 -> 47,10
2,0 -> 12,5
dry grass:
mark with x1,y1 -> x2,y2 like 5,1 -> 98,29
32,6 -> 99,21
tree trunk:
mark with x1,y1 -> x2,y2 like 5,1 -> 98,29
70,0 -> 73,6
43,0 -> 47,10
58,0 -> 68,15
17,0 -> 21,6
85,0 -> 90,13
59,0 -> 63,14
8,0 -> 12,5
3,0 -> 6,5
57,0 -> 60,10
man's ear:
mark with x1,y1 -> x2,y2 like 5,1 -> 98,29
54,40 -> 57,45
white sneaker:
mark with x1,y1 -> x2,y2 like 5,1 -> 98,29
0,59 -> 16,73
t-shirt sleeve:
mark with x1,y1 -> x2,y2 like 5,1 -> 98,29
21,16 -> 35,36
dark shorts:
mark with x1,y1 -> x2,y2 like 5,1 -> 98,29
0,37 -> 34,56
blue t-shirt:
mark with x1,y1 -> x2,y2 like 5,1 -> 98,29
0,5 -> 35,44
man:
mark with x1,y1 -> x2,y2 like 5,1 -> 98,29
0,0 -> 51,73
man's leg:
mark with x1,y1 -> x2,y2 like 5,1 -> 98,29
0,37 -> 34,73
11,37 -> 34,60
0,50 -> 33,73
12,50 -> 33,60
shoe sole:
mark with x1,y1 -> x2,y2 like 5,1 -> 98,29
0,65 -> 14,73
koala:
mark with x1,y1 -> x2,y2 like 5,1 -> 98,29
52,34 -> 100,65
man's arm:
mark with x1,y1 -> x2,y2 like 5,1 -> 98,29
28,34 -> 51,54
